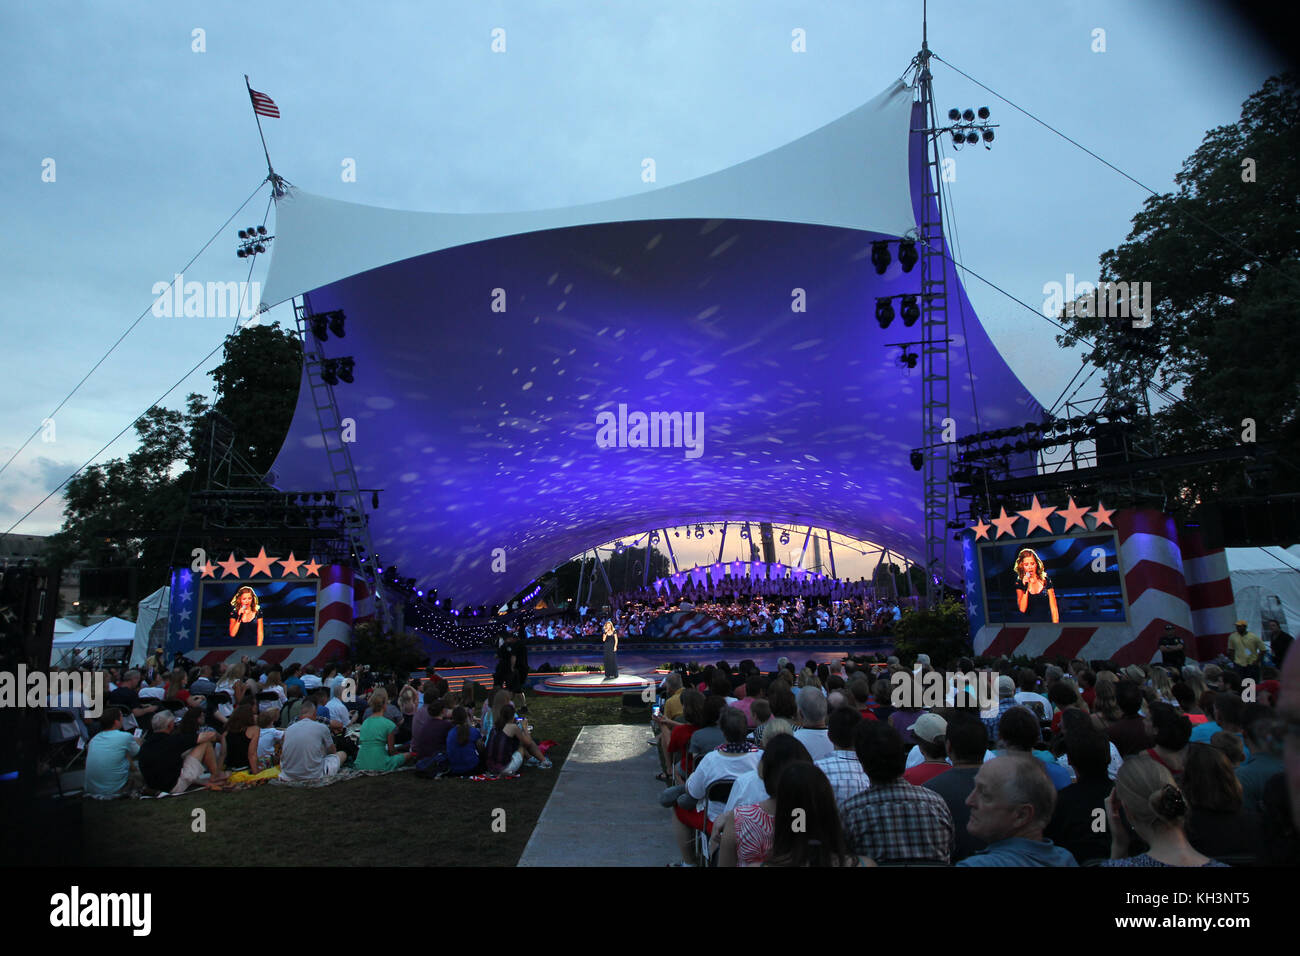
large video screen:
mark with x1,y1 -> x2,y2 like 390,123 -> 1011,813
978,533 -> 1126,625
197,579 -> 320,647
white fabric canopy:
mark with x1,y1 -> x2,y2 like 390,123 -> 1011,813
260,79 -> 917,308
1225,545 -> 1300,635
51,616 -> 137,649
133,586 -> 169,666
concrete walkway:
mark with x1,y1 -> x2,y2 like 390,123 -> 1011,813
518,724 -> 676,867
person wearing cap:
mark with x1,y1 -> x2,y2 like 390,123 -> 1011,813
1229,621 -> 1265,681
958,755 -> 1077,866
903,713 -> 950,786
981,675 -> 1020,744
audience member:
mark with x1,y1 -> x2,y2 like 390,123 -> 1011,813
814,706 -> 871,805
958,755 -> 1077,865
1102,755 -> 1224,866
1045,724 -> 1113,863
925,712 -> 988,862
84,707 -> 141,797
1181,742 -> 1262,862
764,762 -> 874,867
841,721 -> 952,863
903,713 -> 950,785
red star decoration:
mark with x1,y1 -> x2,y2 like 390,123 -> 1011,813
278,552 -> 305,577
217,552 -> 246,578
1091,501 -> 1116,528
199,560 -> 217,578
303,559 -> 323,577
245,547 -> 278,577
1058,496 -> 1090,531
1016,495 -> 1057,535
971,518 -> 991,540
990,506 -> 1019,538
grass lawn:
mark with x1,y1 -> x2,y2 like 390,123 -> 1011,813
81,695 -> 647,866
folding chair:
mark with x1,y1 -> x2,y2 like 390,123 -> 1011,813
43,707 -> 89,797
695,778 -> 735,865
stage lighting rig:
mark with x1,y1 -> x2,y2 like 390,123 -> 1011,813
898,347 -> 919,371
900,295 -> 920,327
944,106 -> 997,150
875,298 -> 895,329
235,224 -> 272,258
870,241 -> 892,275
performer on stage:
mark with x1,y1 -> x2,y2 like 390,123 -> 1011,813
603,619 -> 619,680
1013,548 -> 1058,624
229,585 -> 264,646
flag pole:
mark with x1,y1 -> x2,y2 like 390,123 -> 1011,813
244,74 -> 283,195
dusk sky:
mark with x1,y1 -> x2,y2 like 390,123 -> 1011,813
1,0 -> 1283,577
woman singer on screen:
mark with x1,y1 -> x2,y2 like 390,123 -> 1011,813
1013,548 -> 1059,624
229,585 -> 265,647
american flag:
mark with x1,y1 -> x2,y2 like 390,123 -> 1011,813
249,88 -> 280,119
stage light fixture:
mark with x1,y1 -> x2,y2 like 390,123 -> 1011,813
901,295 -> 920,327
978,107 -> 990,119
338,358 -> 355,384
965,132 -> 979,145
238,229 -> 249,239
898,240 -> 918,272
257,225 -> 267,236
875,298 -> 895,329
870,241 -> 892,275
948,108 -> 961,120
371,491 -> 380,509
963,109 -> 975,121
328,310 -> 346,338
899,348 -> 918,370
779,530 -> 790,545
310,314 -> 329,341
952,132 -> 963,146
321,360 -> 339,386
910,450 -> 924,471
982,129 -> 994,144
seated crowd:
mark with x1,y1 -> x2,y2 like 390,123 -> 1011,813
76,658 -> 551,797
652,651 -> 1297,866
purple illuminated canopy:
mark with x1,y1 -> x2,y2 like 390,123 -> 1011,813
264,90 -> 1043,606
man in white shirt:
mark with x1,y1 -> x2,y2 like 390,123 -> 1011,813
324,682 -> 354,726
793,687 -> 834,761
1013,668 -> 1053,719
670,708 -> 761,866
300,667 -> 322,691
279,706 -> 343,782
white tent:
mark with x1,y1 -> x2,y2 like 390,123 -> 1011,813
133,586 -> 169,666
1224,546 -> 1300,636
53,617 -> 84,636
51,616 -> 137,667
259,79 -> 917,309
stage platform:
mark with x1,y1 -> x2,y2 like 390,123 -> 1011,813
532,671 -> 656,698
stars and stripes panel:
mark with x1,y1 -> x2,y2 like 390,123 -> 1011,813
967,507 -> 1233,665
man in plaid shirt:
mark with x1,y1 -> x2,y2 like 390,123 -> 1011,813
841,720 -> 953,863
813,705 -> 870,805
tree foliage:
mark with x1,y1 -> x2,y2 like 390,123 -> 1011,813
48,323 -> 302,614
1055,73 -> 1300,506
